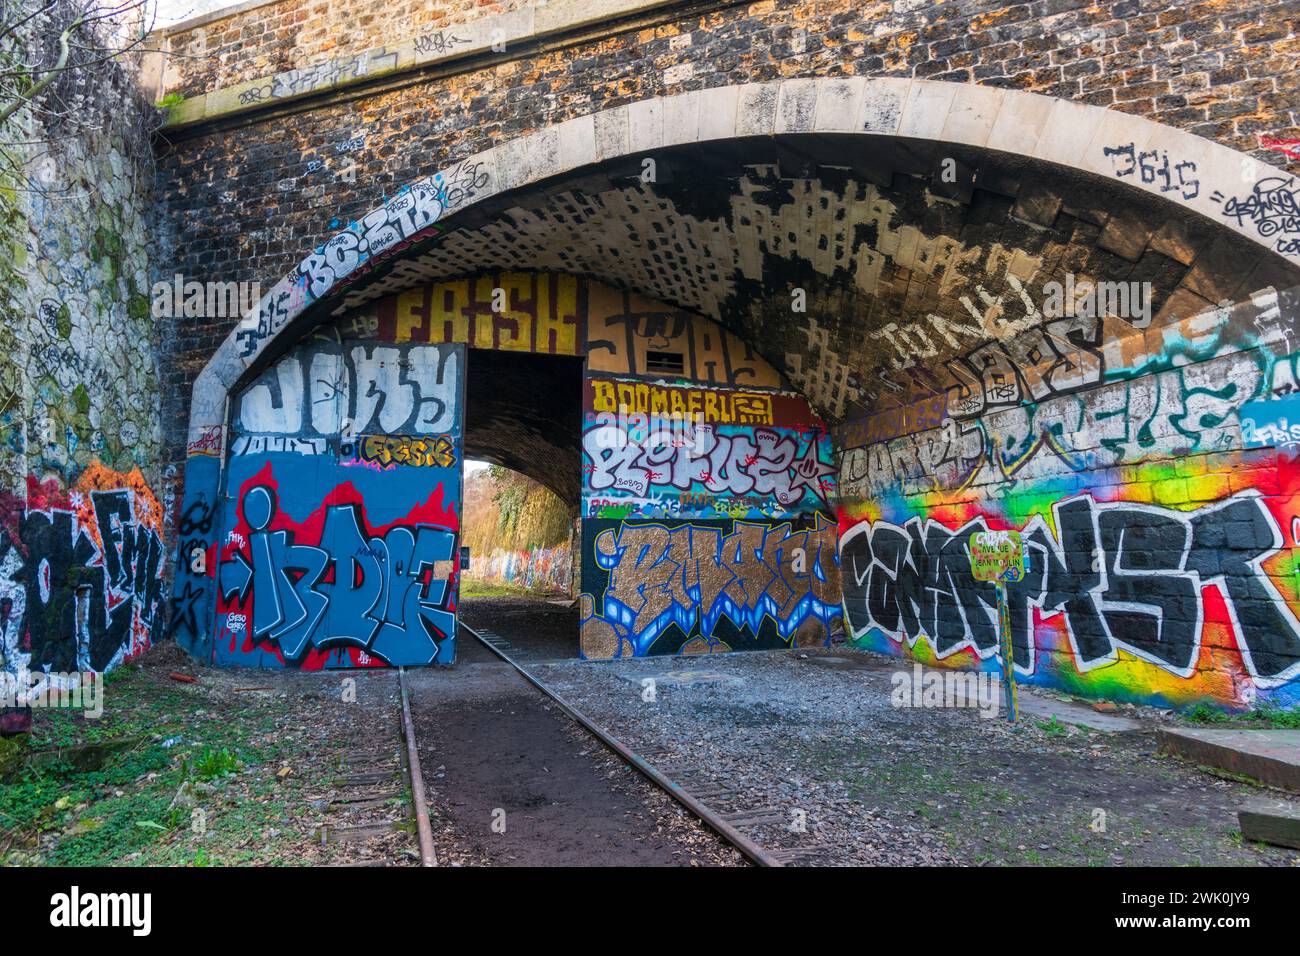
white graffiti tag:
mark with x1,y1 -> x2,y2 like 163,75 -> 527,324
583,423 -> 835,506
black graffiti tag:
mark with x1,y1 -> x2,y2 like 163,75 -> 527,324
842,493 -> 1300,682
1219,176 -> 1300,254
178,498 -> 215,536
17,491 -> 164,673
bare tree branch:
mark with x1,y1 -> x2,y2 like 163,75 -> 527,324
0,0 -> 57,45
0,11 -> 76,124
0,1 -> 172,206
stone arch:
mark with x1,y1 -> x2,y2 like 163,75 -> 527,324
186,78 -> 1299,459
174,78 -> 1300,694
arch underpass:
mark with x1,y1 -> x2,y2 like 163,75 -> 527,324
163,55 -> 1300,711
461,347 -> 583,504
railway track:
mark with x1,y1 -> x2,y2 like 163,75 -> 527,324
459,620 -> 796,867
399,668 -> 438,866
303,672 -> 432,866
319,623 -> 801,867
310,746 -> 409,860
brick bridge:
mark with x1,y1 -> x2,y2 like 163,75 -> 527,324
133,0 -> 1300,706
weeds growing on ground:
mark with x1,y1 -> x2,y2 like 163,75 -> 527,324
1036,716 -> 1068,737
1181,700 -> 1300,728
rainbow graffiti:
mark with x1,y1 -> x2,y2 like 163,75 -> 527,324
470,545 -> 572,593
840,451 -> 1300,710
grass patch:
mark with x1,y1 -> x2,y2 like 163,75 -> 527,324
187,746 -> 240,781
0,658 -> 385,866
1181,700 -> 1300,729
1036,716 -> 1068,737
1182,702 -> 1232,724
460,579 -> 567,599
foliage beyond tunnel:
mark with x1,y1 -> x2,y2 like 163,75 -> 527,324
461,465 -> 576,597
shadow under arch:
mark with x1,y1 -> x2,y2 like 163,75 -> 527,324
172,78 -> 1300,667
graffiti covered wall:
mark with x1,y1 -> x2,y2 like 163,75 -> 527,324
177,334 -> 465,669
0,13 -> 163,685
380,270 -> 844,654
837,287 -> 1300,710
583,379 -> 837,521
579,373 -> 841,659
580,515 -> 841,658
473,546 -> 573,594
175,270 -> 845,664
1,466 -> 165,677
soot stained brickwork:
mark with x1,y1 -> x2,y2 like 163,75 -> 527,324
152,1 -> 1300,712
155,0 -> 1300,468
160,0 -> 527,97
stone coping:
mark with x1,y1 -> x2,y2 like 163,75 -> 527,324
153,0 -> 684,126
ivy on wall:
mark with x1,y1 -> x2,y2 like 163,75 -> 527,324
464,466 -> 573,558
0,4 -> 160,493
0,157 -> 25,496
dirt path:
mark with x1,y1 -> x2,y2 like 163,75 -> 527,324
458,596 -> 581,663
404,634 -> 741,867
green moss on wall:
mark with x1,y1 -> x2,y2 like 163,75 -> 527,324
462,468 -> 574,557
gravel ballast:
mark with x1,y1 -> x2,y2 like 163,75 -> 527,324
527,646 -> 1300,866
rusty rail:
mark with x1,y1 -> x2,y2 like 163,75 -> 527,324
461,621 -> 781,868
398,668 -> 437,867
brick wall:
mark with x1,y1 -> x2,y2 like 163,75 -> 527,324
158,0 -> 1300,148
155,0 -> 1300,472
160,0 -> 523,97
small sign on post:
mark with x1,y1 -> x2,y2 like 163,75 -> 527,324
968,530 -> 1026,722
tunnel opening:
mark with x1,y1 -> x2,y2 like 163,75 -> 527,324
459,348 -> 583,662
463,348 -> 584,504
